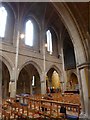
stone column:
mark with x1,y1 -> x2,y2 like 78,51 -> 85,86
4,79 -> 7,98
61,47 -> 67,92
40,71 -> 46,94
9,80 -> 16,98
40,80 -> 46,94
77,63 -> 89,119
77,68 -> 85,117
88,64 -> 90,119
40,20 -> 47,95
59,32 -> 67,92
30,80 -> 32,95
9,67 -> 18,98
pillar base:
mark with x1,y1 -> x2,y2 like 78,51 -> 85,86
79,112 -> 88,120
41,80 -> 46,94
10,90 -> 16,98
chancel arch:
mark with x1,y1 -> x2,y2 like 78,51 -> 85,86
46,66 -> 61,93
46,65 -> 62,77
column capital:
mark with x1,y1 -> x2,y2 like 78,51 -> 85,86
40,80 -> 45,83
77,62 -> 90,69
10,79 -> 15,82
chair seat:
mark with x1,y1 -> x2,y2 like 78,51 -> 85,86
66,114 -> 79,120
20,103 -> 28,106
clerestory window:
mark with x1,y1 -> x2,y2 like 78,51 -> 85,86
25,20 -> 33,46
0,6 -> 7,38
46,30 -> 52,54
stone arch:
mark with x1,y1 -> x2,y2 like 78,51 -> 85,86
22,14 -> 41,33
45,26 -> 59,41
70,72 -> 78,80
68,72 -> 79,91
51,4 -> 88,115
46,27 -> 59,57
17,61 -> 41,95
1,3 -> 15,43
7,2 -> 17,19
22,4 -> 41,31
46,65 -> 62,92
24,14 -> 41,31
46,65 -> 62,93
52,2 -> 86,64
46,65 -> 62,78
22,14 -> 41,51
0,55 -> 14,80
18,60 -> 42,80
0,56 -> 12,98
69,71 -> 77,78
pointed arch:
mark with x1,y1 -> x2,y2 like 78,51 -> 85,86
0,55 -> 14,80
23,15 -> 40,51
52,2 -> 86,64
0,3 -> 15,43
46,65 -> 61,78
18,60 -> 42,79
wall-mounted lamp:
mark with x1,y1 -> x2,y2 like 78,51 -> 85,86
20,33 -> 25,39
45,43 -> 48,48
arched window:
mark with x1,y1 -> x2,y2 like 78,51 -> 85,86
32,76 -> 35,86
46,30 -> 52,54
0,6 -> 7,38
25,20 -> 33,46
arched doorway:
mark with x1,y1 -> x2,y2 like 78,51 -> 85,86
17,63 -> 41,95
1,61 -> 10,98
67,73 -> 79,92
46,68 -> 61,93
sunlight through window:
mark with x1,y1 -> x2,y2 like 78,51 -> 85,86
25,20 -> 33,46
32,76 -> 35,86
46,30 -> 52,54
0,6 -> 7,38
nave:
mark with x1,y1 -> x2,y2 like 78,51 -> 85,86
0,2 -> 89,119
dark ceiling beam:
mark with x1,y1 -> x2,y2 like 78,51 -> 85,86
45,8 -> 54,27
42,2 -> 48,28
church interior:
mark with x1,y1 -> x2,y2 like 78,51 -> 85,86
0,2 -> 90,119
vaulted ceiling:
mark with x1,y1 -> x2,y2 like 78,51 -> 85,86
7,2 -> 89,32
2,2 -> 89,67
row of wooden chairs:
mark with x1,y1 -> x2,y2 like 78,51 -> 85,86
2,93 -> 81,119
16,96 -> 80,118
47,93 -> 80,104
31,93 -> 80,104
